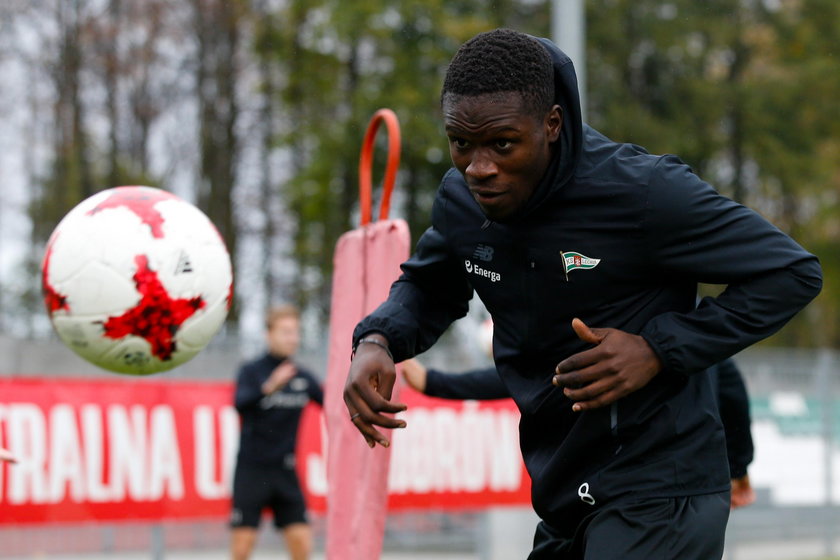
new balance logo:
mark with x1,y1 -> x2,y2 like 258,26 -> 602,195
472,244 -> 494,262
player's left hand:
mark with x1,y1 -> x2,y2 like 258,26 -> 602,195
552,318 -> 662,411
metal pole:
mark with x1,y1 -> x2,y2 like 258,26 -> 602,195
551,0 -> 587,122
817,349 -> 835,556
151,523 -> 165,560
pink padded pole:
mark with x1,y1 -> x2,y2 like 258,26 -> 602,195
324,109 -> 407,559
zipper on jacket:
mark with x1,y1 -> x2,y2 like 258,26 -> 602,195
610,401 -> 622,454
522,247 -> 538,354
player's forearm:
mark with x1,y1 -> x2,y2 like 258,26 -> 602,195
353,288 -> 468,363
352,221 -> 471,363
641,160 -> 822,375
425,367 -> 509,400
643,264 -> 821,375
235,382 -> 265,409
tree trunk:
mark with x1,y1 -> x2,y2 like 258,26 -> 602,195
193,0 -> 241,324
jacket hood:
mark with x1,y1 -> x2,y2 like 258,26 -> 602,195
511,36 -> 584,220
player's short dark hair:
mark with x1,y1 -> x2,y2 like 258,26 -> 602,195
441,28 -> 554,118
265,304 -> 299,330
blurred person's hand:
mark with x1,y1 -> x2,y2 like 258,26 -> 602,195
730,474 -> 756,509
0,448 -> 17,464
401,359 -> 428,393
262,362 -> 297,394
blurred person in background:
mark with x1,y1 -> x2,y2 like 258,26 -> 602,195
343,28 -> 818,559
230,305 -> 323,560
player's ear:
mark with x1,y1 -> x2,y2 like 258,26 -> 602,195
545,105 -> 562,143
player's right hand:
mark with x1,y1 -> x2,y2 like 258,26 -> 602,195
344,335 -> 407,448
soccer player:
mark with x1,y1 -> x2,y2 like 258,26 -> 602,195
343,28 -> 820,559
230,305 -> 323,560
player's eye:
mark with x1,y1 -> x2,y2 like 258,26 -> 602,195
495,139 -> 513,150
450,137 -> 469,150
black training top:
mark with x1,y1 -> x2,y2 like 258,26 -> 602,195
354,36 -> 821,532
425,359 -> 755,479
234,353 -> 323,468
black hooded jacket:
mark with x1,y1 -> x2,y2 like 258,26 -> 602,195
423,356 -> 755,482
354,38 -> 821,532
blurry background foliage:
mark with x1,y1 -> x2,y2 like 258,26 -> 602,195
0,0 -> 836,348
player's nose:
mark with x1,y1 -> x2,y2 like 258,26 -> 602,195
465,150 -> 498,181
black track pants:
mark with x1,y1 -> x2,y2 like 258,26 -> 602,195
529,491 -> 730,560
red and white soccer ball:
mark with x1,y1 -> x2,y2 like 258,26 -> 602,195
41,186 -> 233,375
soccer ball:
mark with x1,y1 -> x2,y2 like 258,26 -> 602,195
41,186 -> 233,375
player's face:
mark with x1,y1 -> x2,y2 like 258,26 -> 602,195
266,316 -> 300,357
443,92 -> 561,222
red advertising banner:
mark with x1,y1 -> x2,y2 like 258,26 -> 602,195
300,390 -> 531,512
0,378 -> 238,524
0,378 -> 530,525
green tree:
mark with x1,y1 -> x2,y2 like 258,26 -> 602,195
753,0 -> 840,346
253,0 -> 549,320
19,0 -> 177,333
587,0 -> 837,347
4,0 -> 836,349
192,0 -> 245,324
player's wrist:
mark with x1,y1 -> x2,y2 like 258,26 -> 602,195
353,334 -> 393,362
